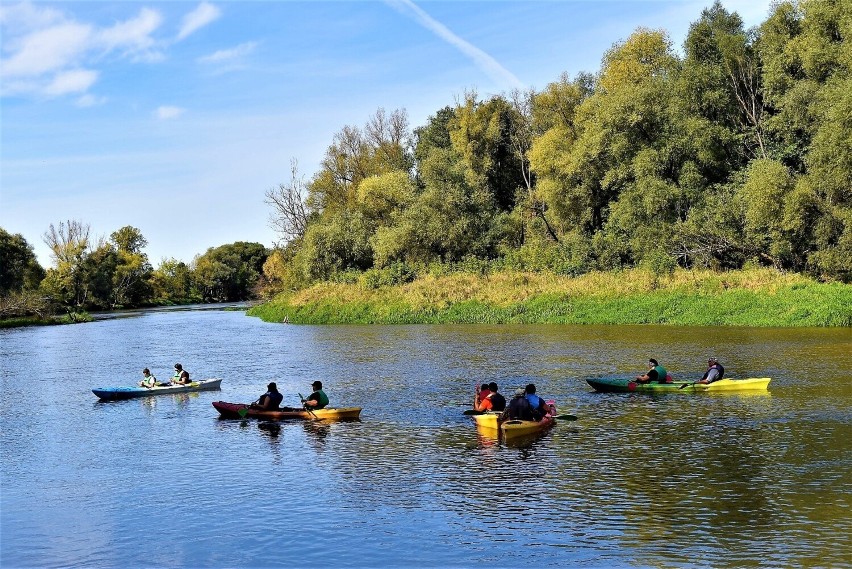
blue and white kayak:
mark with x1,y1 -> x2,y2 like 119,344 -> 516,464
92,378 -> 223,400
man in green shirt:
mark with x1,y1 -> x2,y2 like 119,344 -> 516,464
303,380 -> 329,409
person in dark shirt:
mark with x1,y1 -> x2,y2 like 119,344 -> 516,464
487,382 -> 506,412
500,388 -> 535,421
253,382 -> 284,410
635,358 -> 668,384
696,357 -> 725,384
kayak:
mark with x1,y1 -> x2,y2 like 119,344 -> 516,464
471,412 -> 555,439
212,401 -> 362,421
92,378 -> 223,400
586,377 -> 771,393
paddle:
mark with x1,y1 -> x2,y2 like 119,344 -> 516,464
552,413 -> 578,421
463,409 -> 484,415
679,382 -> 698,389
298,393 -> 319,420
237,405 -> 250,418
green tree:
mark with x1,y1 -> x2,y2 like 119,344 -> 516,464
193,242 -> 269,302
0,228 -> 45,294
42,220 -> 91,308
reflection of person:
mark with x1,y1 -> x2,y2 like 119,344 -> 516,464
172,363 -> 191,385
253,382 -> 284,410
501,388 -> 535,421
696,357 -> 725,384
635,358 -> 667,384
139,368 -> 157,388
303,381 -> 329,409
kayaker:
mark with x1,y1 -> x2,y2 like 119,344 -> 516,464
696,357 -> 725,384
501,388 -> 535,421
138,368 -> 157,388
303,381 -> 329,409
488,382 -> 506,412
473,383 -> 493,412
635,358 -> 667,384
524,383 -> 553,419
172,363 -> 191,385
252,382 -> 284,410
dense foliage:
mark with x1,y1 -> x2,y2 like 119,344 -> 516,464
265,0 -> 851,293
0,222 -> 268,320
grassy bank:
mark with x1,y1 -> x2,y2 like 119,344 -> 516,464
0,312 -> 93,329
247,268 -> 852,327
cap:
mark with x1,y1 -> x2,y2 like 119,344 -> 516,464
515,388 -> 525,396
312,380 -> 323,389
708,357 -> 717,363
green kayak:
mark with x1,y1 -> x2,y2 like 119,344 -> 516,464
586,377 -> 771,393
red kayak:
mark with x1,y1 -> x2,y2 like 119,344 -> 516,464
212,401 -> 362,421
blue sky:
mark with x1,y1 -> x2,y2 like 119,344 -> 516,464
1,0 -> 772,269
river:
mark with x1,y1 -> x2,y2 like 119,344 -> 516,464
1,306 -> 850,568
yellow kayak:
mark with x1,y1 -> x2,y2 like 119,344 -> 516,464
587,377 -> 771,393
472,412 -> 555,438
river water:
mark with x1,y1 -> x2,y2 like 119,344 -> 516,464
1,306 -> 850,568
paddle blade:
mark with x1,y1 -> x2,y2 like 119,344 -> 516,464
554,414 -> 578,421
463,410 -> 484,415
237,407 -> 249,418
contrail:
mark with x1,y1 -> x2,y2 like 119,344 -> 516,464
386,0 -> 525,90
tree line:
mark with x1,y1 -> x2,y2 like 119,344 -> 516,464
0,222 -> 268,320
264,0 -> 851,292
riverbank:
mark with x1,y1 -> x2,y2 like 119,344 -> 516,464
247,268 -> 852,327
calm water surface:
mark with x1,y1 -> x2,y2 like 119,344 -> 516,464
1,307 -> 850,568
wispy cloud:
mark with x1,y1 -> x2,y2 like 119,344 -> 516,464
155,106 -> 185,120
76,93 -> 108,108
385,0 -> 524,90
0,2 -> 164,99
177,2 -> 220,41
198,41 -> 256,64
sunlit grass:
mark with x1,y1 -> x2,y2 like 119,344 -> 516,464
247,268 -> 852,327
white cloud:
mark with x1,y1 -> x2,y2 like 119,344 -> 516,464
0,1 -> 63,32
43,69 -> 98,96
177,2 -> 220,41
155,106 -> 185,120
76,93 -> 107,108
198,41 -> 256,64
385,0 -> 524,90
97,7 -> 161,53
1,22 -> 93,78
0,3 -> 164,100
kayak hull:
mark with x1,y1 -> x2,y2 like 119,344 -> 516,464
212,401 -> 362,421
92,378 -> 223,400
586,377 -> 771,393
472,412 -> 555,438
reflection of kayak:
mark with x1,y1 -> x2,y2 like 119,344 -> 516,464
472,412 -> 555,438
212,401 -> 362,421
92,378 -> 222,400
586,377 -> 771,393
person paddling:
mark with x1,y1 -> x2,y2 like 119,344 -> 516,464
302,381 -> 329,409
696,357 -> 725,384
252,382 -> 284,410
635,358 -> 667,384
488,382 -> 506,412
172,363 -> 191,385
500,388 -> 536,422
473,383 -> 493,412
138,368 -> 157,388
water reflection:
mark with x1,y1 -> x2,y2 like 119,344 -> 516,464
2,313 -> 850,569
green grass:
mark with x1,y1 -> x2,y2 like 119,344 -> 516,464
0,312 -> 93,328
247,269 -> 852,327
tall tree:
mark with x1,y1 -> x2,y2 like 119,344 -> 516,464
0,228 -> 45,294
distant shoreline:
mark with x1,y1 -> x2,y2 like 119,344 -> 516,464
247,268 -> 852,327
